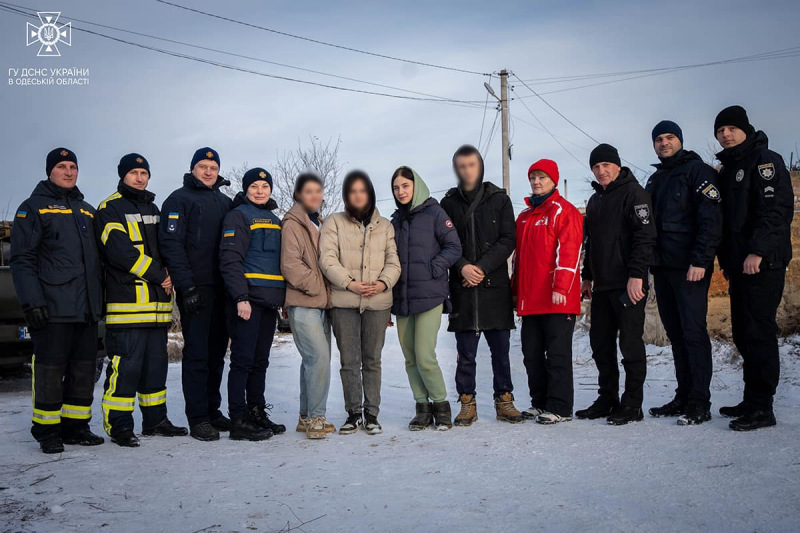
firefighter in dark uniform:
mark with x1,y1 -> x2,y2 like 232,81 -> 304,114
96,153 -> 189,447
219,167 -> 287,441
714,106 -> 794,431
10,148 -> 105,453
160,147 -> 233,441
645,121 -> 722,426
577,144 -> 657,426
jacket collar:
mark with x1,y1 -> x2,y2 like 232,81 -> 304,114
232,191 -> 278,211
182,172 -> 230,191
715,129 -> 768,166
286,202 -> 324,246
651,149 -> 703,171
117,180 -> 155,204
33,179 -> 84,201
525,188 -> 560,210
590,167 -> 636,195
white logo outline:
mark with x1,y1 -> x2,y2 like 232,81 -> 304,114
26,12 -> 71,57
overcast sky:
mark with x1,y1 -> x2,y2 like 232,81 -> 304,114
1,0 -> 798,215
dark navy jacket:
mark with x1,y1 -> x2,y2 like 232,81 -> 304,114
159,173 -> 233,292
391,198 -> 462,317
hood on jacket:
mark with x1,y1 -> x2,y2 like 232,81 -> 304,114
231,191 -> 279,211
451,144 -> 485,192
715,129 -> 768,165
392,165 -> 430,211
590,167 -> 638,195
33,179 -> 84,201
343,170 -> 377,223
183,172 -> 230,191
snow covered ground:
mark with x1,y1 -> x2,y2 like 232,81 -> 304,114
1,324 -> 800,533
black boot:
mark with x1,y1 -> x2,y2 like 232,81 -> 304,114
607,405 -> 644,426
649,397 -> 687,418
409,402 -> 433,431
339,411 -> 363,435
677,404 -> 712,426
249,405 -> 286,435
729,410 -> 776,431
112,429 -> 140,448
432,401 -> 453,431
142,418 -> 189,437
62,427 -> 104,446
209,413 -> 231,432
719,401 -> 751,419
575,397 -> 619,420
39,436 -> 64,454
230,414 -> 273,441
190,421 -> 220,442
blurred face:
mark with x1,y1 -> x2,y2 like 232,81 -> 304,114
246,180 -> 271,205
123,168 -> 150,191
347,179 -> 370,212
592,162 -> 621,189
455,153 -> 482,191
298,181 -> 323,212
192,159 -> 219,187
393,176 -> 414,205
529,170 -> 555,196
716,125 -> 747,149
654,133 -> 682,158
49,161 -> 78,189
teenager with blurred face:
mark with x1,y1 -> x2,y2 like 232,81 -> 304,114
319,170 -> 401,435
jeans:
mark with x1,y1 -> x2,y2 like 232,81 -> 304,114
396,304 -> 447,403
287,306 -> 332,418
454,329 -> 513,397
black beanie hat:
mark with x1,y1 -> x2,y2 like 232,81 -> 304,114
46,147 -> 78,177
190,147 -> 220,171
242,167 -> 273,192
651,120 -> 683,144
117,153 -> 150,179
589,143 -> 621,169
714,105 -> 751,135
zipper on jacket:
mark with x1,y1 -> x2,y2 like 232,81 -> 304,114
470,207 -> 480,332
359,220 -> 369,308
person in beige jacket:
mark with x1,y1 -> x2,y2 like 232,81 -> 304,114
319,170 -> 401,435
280,173 -> 334,440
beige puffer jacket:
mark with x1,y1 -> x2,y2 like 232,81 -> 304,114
280,202 -> 330,309
319,209 -> 401,311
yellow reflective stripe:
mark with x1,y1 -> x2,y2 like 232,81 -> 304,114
80,209 -> 94,218
33,408 -> 61,424
135,281 -> 150,304
103,356 -> 121,434
102,395 -> 135,412
130,253 -> 153,277
244,273 -> 285,281
101,222 -> 127,244
62,404 -> 92,420
250,223 -> 281,230
98,192 -> 122,210
106,302 -> 173,312
138,390 -> 167,407
105,313 -> 173,325
38,208 -> 73,214
127,220 -> 143,242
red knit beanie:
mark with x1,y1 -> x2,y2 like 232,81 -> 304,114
527,159 -> 559,186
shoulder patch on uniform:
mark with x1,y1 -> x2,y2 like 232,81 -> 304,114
445,219 -> 454,228
701,184 -> 720,201
223,230 -> 235,238
168,212 -> 179,219
634,204 -> 650,224
167,212 -> 179,233
758,163 -> 775,180
15,210 -> 27,218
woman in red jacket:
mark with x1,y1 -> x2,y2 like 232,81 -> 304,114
512,159 -> 583,425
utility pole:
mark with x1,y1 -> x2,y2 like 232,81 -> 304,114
484,69 -> 511,197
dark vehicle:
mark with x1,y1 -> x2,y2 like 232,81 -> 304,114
0,221 -> 106,381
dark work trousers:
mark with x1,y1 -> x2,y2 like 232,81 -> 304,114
330,307 -> 391,417
653,268 -> 713,408
226,301 -> 278,418
178,285 -> 229,426
454,329 -> 514,397
589,289 -> 647,408
520,314 -> 575,417
30,322 -> 98,441
728,269 -> 785,410
102,328 -> 169,437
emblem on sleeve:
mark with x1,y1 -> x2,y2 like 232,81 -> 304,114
735,169 -> 744,182
634,204 -> 650,224
445,220 -> 454,228
758,163 -> 775,180
701,184 -> 720,201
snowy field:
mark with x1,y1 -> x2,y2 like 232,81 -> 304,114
1,323 -> 800,533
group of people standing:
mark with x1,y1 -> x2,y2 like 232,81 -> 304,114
10,104 -> 793,454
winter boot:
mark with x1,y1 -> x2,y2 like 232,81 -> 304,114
729,410 -> 776,431
719,401 -> 751,419
607,405 -> 644,426
339,411 -> 363,435
230,414 -> 273,441
209,413 -> 231,432
677,404 -> 712,426
62,427 -> 104,446
575,397 -> 618,420
454,394 -> 477,426
409,402 -> 433,431
39,436 -> 64,454
249,405 -> 286,435
142,418 -> 188,437
432,401 -> 453,431
296,415 -> 335,434
112,428 -> 140,448
522,405 -> 545,420
364,413 -> 383,435
494,393 -> 524,424
649,397 -> 687,418
305,416 -> 329,439
190,421 -> 220,442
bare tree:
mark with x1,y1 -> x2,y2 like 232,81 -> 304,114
221,162 -> 251,199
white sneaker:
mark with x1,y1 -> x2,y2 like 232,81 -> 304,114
522,406 -> 545,420
536,412 -> 572,425
364,414 -> 383,435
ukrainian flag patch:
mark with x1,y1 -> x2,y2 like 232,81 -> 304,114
223,230 -> 235,238
16,210 -> 27,218
168,213 -> 179,219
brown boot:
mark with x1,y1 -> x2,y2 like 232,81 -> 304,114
454,394 -> 478,426
495,392 -> 525,424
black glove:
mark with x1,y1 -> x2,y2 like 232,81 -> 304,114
181,286 -> 204,314
23,306 -> 49,331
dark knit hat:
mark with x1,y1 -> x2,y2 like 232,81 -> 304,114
589,143 -> 621,168
46,147 -> 78,177
714,105 -> 751,135
651,120 -> 683,144
242,167 -> 273,191
117,153 -> 150,179
528,159 -> 560,186
190,147 -> 220,171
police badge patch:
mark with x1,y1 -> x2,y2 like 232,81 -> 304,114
735,169 -> 744,182
701,184 -> 720,201
634,204 -> 650,224
758,163 -> 775,180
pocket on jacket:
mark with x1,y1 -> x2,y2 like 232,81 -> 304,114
261,230 -> 280,252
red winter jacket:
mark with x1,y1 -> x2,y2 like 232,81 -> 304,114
512,189 -> 583,316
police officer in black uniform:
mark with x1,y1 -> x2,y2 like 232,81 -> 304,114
577,144 -> 656,426
714,106 -> 794,431
160,147 -> 233,441
96,153 -> 188,447
645,121 -> 722,426
10,148 -> 105,453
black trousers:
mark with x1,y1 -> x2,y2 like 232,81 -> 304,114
30,322 -> 98,441
728,269 -> 785,410
226,301 -> 278,418
520,314 -> 575,417
102,328 -> 169,437
589,289 -> 647,408
653,269 -> 713,408
178,286 -> 229,426
454,329 -> 513,397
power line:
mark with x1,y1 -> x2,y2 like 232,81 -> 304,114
482,109 -> 501,161
155,0 -> 490,77
478,74 -> 493,149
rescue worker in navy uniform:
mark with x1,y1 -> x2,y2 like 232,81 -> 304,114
10,148 -> 105,453
96,154 -> 188,447
645,121 -> 723,426
714,106 -> 794,431
160,147 -> 233,441
219,167 -> 287,441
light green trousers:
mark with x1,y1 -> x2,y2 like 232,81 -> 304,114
396,304 -> 447,403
